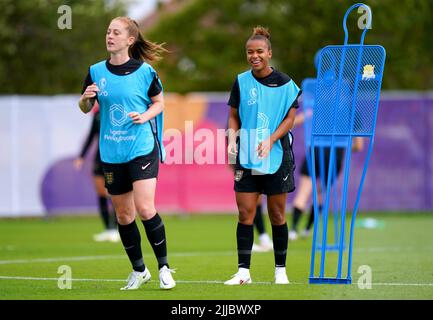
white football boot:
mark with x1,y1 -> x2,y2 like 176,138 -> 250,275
224,268 -> 252,285
159,266 -> 176,290
120,268 -> 151,290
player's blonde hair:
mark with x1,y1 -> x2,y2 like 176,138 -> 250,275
112,16 -> 168,62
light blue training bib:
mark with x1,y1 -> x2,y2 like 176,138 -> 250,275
90,60 -> 166,164
238,70 -> 300,174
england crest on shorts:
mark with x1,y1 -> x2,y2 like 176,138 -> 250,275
104,172 -> 114,185
234,170 -> 243,182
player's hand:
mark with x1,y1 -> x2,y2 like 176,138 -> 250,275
73,158 -> 84,170
257,138 -> 273,159
128,111 -> 146,124
227,141 -> 238,156
81,83 -> 99,102
227,141 -> 238,164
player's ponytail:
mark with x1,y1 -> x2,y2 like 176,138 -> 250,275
248,25 -> 272,49
131,31 -> 168,62
113,16 -> 168,62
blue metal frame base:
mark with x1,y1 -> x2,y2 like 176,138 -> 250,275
309,277 -> 352,285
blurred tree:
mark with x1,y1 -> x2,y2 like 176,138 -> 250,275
1,0 -> 431,94
145,0 -> 433,93
0,0 -> 125,94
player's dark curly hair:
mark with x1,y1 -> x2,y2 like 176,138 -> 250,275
247,25 -> 271,49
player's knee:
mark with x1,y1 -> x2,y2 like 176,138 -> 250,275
238,206 -> 255,224
293,194 -> 308,209
268,209 -> 286,225
116,213 -> 135,225
136,203 -> 156,219
113,205 -> 135,224
96,189 -> 107,197
269,215 -> 285,226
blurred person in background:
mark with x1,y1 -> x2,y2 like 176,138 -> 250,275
288,110 -> 364,240
225,26 -> 301,285
78,16 -> 175,290
74,102 -> 120,243
251,195 -> 273,253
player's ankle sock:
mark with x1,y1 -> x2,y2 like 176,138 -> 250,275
109,205 -> 118,229
142,213 -> 169,269
272,223 -> 288,267
237,223 -> 254,269
98,196 -> 110,229
118,221 -> 145,272
306,205 -> 321,231
292,207 -> 303,231
253,204 -> 265,235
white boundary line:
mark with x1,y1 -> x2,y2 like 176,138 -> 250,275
0,251 -> 234,265
1,249 -> 432,288
1,246 -> 431,265
0,255 -> 124,265
0,275 -> 432,287
0,276 -> 260,285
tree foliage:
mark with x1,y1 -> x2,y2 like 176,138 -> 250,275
1,0 -> 431,94
146,0 -> 433,93
0,0 -> 125,94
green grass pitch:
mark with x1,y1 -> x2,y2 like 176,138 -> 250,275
0,213 -> 432,300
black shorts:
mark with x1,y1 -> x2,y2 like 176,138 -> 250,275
102,143 -> 159,196
300,147 -> 345,183
93,150 -> 103,176
234,150 -> 296,195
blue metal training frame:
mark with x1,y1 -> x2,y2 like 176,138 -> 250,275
301,77 -> 342,252
308,3 -> 386,284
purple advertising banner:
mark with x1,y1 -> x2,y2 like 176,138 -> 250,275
41,93 -> 433,214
